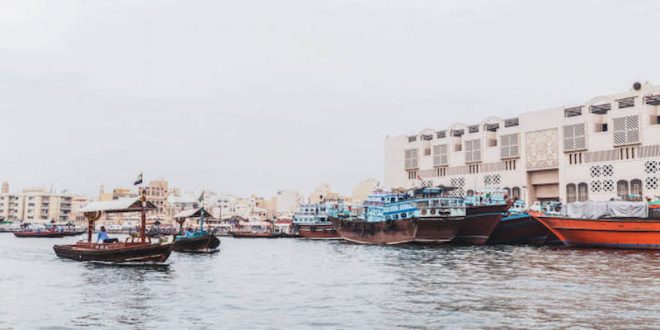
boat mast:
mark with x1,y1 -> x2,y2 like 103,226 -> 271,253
140,188 -> 147,243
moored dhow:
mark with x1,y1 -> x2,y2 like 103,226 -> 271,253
293,203 -> 340,240
530,200 -> 660,249
330,186 -> 466,245
453,192 -> 511,245
487,200 -> 551,245
53,193 -> 172,263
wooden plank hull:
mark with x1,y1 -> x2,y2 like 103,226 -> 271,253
330,217 -> 464,245
14,230 -> 86,238
488,214 -> 550,245
172,234 -> 220,253
454,204 -> 509,245
231,231 -> 279,238
298,224 -> 341,240
531,214 -> 660,249
53,242 -> 172,262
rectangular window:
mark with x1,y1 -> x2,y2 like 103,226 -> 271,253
468,125 -> 479,133
618,97 -> 635,108
563,123 -> 586,151
407,170 -> 418,180
500,133 -> 519,159
433,144 -> 448,166
421,134 -> 433,141
504,118 -> 519,127
564,107 -> 582,117
590,103 -> 611,114
435,167 -> 447,177
404,149 -> 418,170
595,123 -> 608,132
464,139 -> 481,163
436,130 -> 447,139
408,136 -> 417,143
424,148 -> 431,156
613,115 -> 640,146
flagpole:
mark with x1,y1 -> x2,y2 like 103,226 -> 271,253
199,191 -> 205,233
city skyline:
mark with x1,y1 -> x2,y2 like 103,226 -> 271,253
2,1 -> 660,197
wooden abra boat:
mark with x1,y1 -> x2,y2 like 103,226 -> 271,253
172,207 -> 220,253
53,193 -> 172,263
530,201 -> 660,250
231,231 -> 280,238
487,213 -> 550,245
15,229 -> 85,238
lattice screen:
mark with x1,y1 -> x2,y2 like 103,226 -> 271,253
449,177 -> 465,197
464,139 -> 481,162
602,180 -> 614,192
433,144 -> 448,166
404,149 -> 418,169
645,161 -> 658,174
483,174 -> 501,186
590,166 -> 601,177
613,115 -> 640,146
602,165 -> 613,177
647,177 -> 659,190
563,123 -> 586,151
590,181 -> 602,193
500,133 -> 519,159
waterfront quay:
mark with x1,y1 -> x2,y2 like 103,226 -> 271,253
0,234 -> 658,329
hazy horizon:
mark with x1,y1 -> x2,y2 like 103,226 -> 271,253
2,0 -> 660,198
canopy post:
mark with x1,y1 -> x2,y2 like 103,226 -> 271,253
140,189 -> 147,243
84,211 -> 102,243
200,207 -> 205,232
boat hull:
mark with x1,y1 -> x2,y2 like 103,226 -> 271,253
531,214 -> 660,249
487,214 -> 550,245
14,230 -> 85,238
298,224 -> 341,240
454,204 -> 509,245
231,231 -> 279,238
172,234 -> 220,253
53,242 -> 172,262
330,216 -> 463,245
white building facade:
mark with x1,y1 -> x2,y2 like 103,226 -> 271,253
385,82 -> 660,204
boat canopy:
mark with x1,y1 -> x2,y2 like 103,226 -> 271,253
564,201 -> 648,219
174,207 -> 214,219
79,198 -> 158,214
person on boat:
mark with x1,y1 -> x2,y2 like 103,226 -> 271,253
185,227 -> 195,237
96,226 -> 117,243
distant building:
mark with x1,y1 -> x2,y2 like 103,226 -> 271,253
351,179 -> 379,205
384,82 -> 660,203
1,182 -> 8,194
308,184 -> 340,204
0,188 -> 74,223
274,189 -> 302,215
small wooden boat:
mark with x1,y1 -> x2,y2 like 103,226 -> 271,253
15,229 -> 86,238
231,231 -> 280,238
172,207 -> 220,253
530,201 -> 660,250
53,193 -> 172,263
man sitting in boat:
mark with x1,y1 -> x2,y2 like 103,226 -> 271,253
96,226 -> 118,243
184,227 -> 196,238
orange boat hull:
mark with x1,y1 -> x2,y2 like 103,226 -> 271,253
530,213 -> 660,249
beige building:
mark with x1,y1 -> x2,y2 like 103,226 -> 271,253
308,183 -> 340,204
351,179 -> 379,205
385,82 -> 660,204
274,189 -> 302,215
0,188 -> 74,223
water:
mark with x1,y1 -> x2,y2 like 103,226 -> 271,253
0,234 -> 658,330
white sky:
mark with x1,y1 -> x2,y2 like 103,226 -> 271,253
1,0 -> 659,198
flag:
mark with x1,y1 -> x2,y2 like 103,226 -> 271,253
198,191 -> 204,203
134,172 -> 143,186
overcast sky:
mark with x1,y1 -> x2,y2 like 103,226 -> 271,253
1,0 -> 659,198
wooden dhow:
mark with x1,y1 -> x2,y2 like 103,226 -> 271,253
172,207 -> 220,253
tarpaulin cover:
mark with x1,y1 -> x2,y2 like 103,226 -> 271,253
563,201 -> 648,219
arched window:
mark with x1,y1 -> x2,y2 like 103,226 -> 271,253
617,180 -> 629,198
578,183 -> 588,202
630,179 -> 643,196
504,187 -> 511,198
566,184 -> 577,203
512,187 -> 521,199
466,190 -> 475,197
